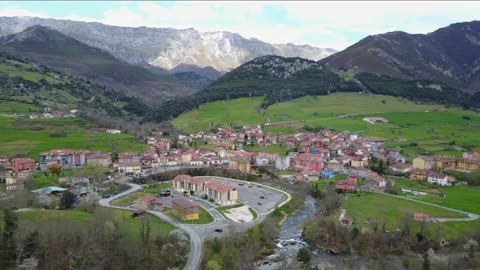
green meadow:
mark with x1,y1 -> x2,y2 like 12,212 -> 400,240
265,93 -> 444,123
0,114 -> 148,158
11,208 -> 175,242
172,97 -> 265,133
171,93 -> 480,156
416,186 -> 480,215
342,192 -> 480,239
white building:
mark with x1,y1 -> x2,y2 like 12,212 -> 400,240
363,117 -> 388,124
106,129 -> 121,134
256,157 -> 270,166
427,173 -> 455,186
275,156 -> 291,171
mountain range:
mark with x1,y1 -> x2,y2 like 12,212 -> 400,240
321,21 -> 480,93
0,25 -> 196,104
0,16 -> 480,125
0,16 -> 335,73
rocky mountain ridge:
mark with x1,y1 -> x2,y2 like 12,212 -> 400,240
0,16 -> 335,72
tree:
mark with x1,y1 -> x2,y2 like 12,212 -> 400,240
297,248 -> 311,264
59,190 -> 76,209
206,260 -> 222,270
0,209 -> 18,264
422,253 -> 430,270
48,166 -> 62,176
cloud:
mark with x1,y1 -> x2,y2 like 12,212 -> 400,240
1,1 -> 480,50
0,6 -> 48,18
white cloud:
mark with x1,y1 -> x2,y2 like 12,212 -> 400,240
1,1 -> 480,50
0,6 -> 48,18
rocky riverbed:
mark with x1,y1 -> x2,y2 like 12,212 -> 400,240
256,195 -> 343,270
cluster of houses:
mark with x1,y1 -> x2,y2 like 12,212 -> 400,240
177,126 -> 395,176
132,193 -> 200,221
172,175 -> 238,206
2,122 -> 479,195
394,151 -> 480,186
335,168 -> 388,193
28,107 -> 78,119
0,157 -> 36,192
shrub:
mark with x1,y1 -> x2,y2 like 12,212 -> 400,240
297,248 -> 311,264
49,130 -> 67,137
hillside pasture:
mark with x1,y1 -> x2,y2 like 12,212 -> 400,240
342,192 -> 479,239
172,97 -> 265,133
0,115 -> 148,158
265,93 -> 444,123
12,208 -> 175,242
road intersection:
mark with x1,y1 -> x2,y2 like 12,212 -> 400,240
99,175 -> 290,270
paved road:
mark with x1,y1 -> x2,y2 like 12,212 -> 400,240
99,182 -> 203,270
371,191 -> 480,222
99,174 -> 291,270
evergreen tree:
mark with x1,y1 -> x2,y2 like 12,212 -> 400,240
422,253 -> 430,270
60,190 -> 76,209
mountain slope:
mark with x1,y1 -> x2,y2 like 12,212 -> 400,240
171,63 -> 223,81
0,52 -> 149,118
0,25 -> 195,104
321,21 -> 480,93
146,55 -> 478,124
0,16 -> 335,71
145,55 -> 360,122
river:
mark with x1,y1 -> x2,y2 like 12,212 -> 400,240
257,195 -> 342,270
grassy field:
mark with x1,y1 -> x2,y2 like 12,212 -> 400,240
171,93 -> 479,156
243,144 -> 288,155
342,192 -> 479,239
0,115 -> 148,158
266,93 -> 445,123
142,182 -> 173,193
301,109 -> 480,157
0,63 -> 60,84
111,191 -> 152,207
111,183 -> 173,207
172,97 -> 265,133
0,101 -> 41,114
166,206 -> 215,224
416,186 -> 480,215
390,177 -> 443,195
15,208 -> 175,241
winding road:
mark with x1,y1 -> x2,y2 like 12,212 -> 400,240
98,174 -> 291,270
99,182 -> 204,270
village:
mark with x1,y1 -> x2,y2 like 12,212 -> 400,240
1,124 -> 479,207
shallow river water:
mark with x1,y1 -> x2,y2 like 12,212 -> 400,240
256,195 -> 342,269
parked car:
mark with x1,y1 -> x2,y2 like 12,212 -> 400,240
258,202 -> 263,206
214,229 -> 223,233
159,191 -> 171,197
259,196 -> 265,199
102,194 -> 112,199
238,183 -> 244,186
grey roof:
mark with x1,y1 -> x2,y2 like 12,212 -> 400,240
172,198 -> 198,208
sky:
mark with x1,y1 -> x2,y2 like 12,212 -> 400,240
0,1 -> 479,50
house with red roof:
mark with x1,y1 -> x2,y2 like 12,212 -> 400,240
292,153 -> 323,173
11,158 -> 36,173
39,149 -> 90,170
336,181 -> 356,193
413,213 -> 430,222
133,194 -> 156,210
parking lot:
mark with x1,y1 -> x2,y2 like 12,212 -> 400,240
210,177 -> 287,215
